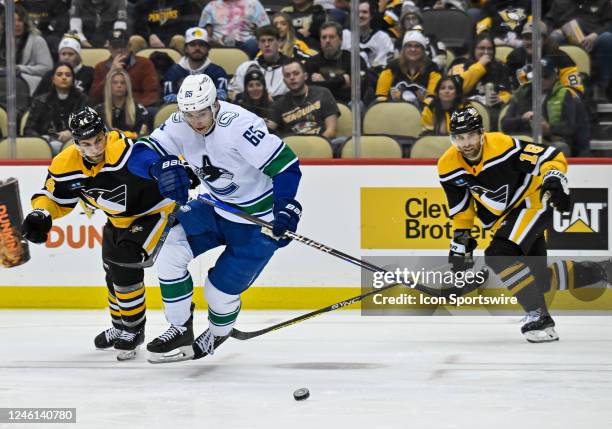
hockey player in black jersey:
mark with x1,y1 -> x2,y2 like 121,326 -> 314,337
438,107 -> 610,343
21,107 -> 175,360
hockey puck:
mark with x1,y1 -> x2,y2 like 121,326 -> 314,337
293,388 -> 310,401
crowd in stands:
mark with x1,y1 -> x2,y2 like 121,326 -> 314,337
0,0 -> 610,157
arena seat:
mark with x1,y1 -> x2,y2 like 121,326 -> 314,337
283,135 -> 333,158
336,103 -> 352,137
154,103 -> 179,129
341,135 -> 402,158
421,10 -> 474,49
137,48 -> 182,63
410,135 -> 451,158
0,137 -> 52,159
363,102 -> 421,137
209,48 -> 249,75
80,48 -> 111,67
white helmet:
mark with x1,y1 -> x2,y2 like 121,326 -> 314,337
177,74 -> 217,113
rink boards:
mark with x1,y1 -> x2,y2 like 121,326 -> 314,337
1,159 -> 611,310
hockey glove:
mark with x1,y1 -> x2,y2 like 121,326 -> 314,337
540,170 -> 571,212
449,229 -> 477,272
21,209 -> 52,244
149,155 -> 190,205
265,199 -> 302,247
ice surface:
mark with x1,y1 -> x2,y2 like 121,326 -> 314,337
0,310 -> 611,428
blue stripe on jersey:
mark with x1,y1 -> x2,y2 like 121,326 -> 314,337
258,143 -> 284,171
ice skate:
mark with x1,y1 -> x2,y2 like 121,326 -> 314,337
192,328 -> 230,360
147,306 -> 195,364
521,309 -> 559,343
94,326 -> 122,349
114,328 -> 145,361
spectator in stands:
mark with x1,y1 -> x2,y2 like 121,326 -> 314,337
24,62 -> 89,154
235,67 -> 274,127
90,30 -> 160,107
19,0 -> 70,59
229,26 -> 289,100
475,0 -> 530,48
341,1 -> 395,74
34,35 -> 94,97
268,59 -> 339,139
1,5 -> 53,96
95,68 -> 151,137
305,21 -> 368,105
272,12 -> 318,60
281,0 -> 328,49
545,0 -> 612,100
69,0 -> 128,48
396,5 -> 447,70
501,59 -> 591,157
375,30 -> 441,107
449,32 -> 512,110
506,21 -> 584,95
129,0 -> 201,54
420,0 -> 467,10
198,0 -> 270,59
420,75 -> 465,135
162,27 -> 229,103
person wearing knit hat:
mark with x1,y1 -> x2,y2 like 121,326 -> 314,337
235,67 -> 273,126
32,35 -> 95,97
375,29 -> 442,106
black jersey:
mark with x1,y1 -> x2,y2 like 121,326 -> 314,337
437,132 -> 567,233
32,131 -> 173,229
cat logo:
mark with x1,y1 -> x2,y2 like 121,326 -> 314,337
547,188 -> 608,250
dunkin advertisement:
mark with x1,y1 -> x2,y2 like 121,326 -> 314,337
0,178 -> 30,268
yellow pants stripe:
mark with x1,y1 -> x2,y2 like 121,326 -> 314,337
509,275 -> 535,295
499,262 -> 525,280
120,304 -> 146,316
115,288 -> 145,300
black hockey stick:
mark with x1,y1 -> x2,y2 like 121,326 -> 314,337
105,205 -> 180,269
196,195 -> 486,340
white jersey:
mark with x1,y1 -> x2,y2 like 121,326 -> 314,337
140,101 -> 298,223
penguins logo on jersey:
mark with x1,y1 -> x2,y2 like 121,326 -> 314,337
82,185 -> 127,214
194,155 -> 239,196
470,184 -> 509,212
547,188 -> 608,250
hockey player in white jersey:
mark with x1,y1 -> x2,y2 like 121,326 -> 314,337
128,74 -> 302,363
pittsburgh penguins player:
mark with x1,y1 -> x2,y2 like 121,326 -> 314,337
21,107 -> 175,360
438,107 -> 611,343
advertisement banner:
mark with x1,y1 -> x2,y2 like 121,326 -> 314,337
361,187 -> 493,249
547,188 -> 609,250
0,178 -> 30,268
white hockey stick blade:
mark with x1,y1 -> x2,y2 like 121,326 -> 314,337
147,346 -> 194,364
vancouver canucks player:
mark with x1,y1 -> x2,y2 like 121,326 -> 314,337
128,74 -> 301,363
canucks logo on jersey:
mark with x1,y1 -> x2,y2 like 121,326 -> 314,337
195,155 -> 239,196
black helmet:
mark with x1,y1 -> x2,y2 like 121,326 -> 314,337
69,107 -> 106,141
450,107 -> 483,135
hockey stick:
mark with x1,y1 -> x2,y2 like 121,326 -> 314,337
196,195 -> 486,340
105,205 -> 180,269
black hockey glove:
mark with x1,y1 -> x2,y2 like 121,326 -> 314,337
21,209 -> 52,244
540,170 -> 571,212
448,229 -> 477,272
264,199 -> 302,247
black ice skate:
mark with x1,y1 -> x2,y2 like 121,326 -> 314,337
192,329 -> 230,360
94,326 -> 122,349
114,328 -> 145,361
521,309 -> 559,343
147,306 -> 195,364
